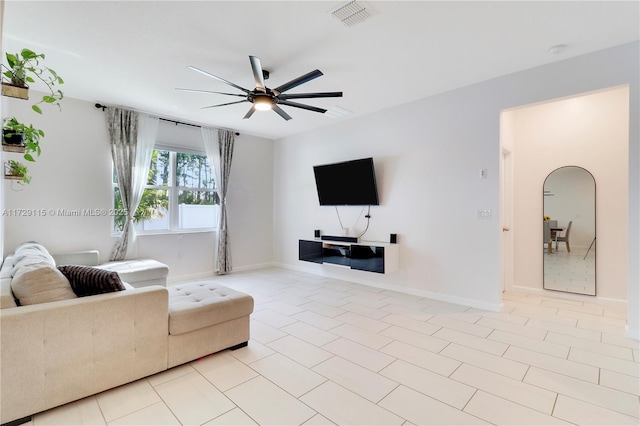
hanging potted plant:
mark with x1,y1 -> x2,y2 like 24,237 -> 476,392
2,117 -> 44,161
0,62 -> 28,100
4,160 -> 31,184
2,48 -> 64,113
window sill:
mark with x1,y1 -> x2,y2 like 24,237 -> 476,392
111,228 -> 216,238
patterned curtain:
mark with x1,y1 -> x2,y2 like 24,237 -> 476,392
202,127 -> 235,274
108,107 -> 158,260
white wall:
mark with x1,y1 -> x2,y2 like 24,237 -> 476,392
2,95 -> 274,280
273,42 -> 639,319
274,77 -> 505,311
508,86 -> 629,302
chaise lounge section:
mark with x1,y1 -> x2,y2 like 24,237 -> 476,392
0,243 -> 254,425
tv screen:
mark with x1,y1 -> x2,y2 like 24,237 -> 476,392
313,157 -> 380,206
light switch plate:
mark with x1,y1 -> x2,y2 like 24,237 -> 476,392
477,209 -> 492,219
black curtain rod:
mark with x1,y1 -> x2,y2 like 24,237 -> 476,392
94,103 -> 239,135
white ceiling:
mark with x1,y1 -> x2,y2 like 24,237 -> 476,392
2,1 -> 638,140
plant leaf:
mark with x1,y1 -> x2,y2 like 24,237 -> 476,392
5,53 -> 17,67
32,105 -> 42,114
21,49 -> 37,59
23,153 -> 35,162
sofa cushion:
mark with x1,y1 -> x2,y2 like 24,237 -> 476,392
168,281 -> 254,335
97,259 -> 169,287
11,261 -> 77,305
58,265 -> 126,297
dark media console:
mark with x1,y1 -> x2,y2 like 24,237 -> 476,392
298,239 -> 399,274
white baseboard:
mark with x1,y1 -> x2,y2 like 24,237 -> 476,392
278,262 -> 503,312
510,284 -> 628,309
167,262 -> 279,284
233,262 -> 279,272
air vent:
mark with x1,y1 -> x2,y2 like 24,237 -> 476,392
325,106 -> 353,118
330,1 -> 375,27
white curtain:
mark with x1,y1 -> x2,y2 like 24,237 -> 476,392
108,108 -> 159,260
202,126 -> 235,273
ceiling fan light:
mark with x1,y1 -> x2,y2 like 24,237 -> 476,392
254,95 -> 273,111
255,102 -> 272,111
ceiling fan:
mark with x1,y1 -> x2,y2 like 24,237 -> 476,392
177,56 -> 343,121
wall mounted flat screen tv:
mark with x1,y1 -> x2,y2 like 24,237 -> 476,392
313,157 -> 380,206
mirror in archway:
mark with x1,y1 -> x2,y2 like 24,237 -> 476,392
543,166 -> 596,295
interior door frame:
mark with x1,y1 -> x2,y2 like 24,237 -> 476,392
500,146 -> 514,293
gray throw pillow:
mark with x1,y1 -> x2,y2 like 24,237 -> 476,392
57,265 -> 126,297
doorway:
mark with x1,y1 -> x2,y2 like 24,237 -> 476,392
499,85 -> 629,303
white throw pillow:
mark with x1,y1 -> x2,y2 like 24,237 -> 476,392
11,261 -> 77,305
10,242 -> 56,276
13,242 -> 54,261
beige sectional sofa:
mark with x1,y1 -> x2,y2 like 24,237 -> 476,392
0,243 -> 254,425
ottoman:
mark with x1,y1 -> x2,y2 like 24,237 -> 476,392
166,281 -> 254,367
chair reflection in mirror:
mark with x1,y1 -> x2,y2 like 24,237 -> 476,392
555,221 -> 572,252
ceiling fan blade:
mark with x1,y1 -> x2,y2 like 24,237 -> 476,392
249,56 -> 266,93
243,105 -> 256,119
274,69 -> 323,94
200,100 -> 248,109
277,100 -> 327,114
176,88 -> 246,97
188,66 -> 250,94
272,105 -> 292,121
278,92 -> 343,100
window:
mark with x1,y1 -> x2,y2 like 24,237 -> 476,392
113,149 -> 219,233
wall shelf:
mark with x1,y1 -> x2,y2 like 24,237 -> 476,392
1,82 -> 29,100
2,144 -> 26,154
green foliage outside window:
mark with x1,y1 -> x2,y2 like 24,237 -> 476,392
113,187 -> 168,232
176,152 -> 219,205
113,150 -> 218,232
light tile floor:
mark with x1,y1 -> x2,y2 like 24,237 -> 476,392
543,245 -> 595,294
29,268 -> 639,425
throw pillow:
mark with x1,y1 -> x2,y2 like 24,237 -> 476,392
11,242 -> 56,276
57,265 -> 126,297
11,262 -> 78,305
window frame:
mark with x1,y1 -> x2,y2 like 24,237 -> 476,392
112,146 -> 218,236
